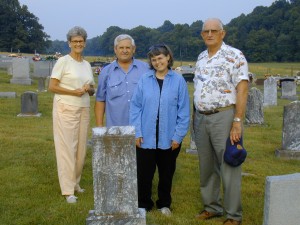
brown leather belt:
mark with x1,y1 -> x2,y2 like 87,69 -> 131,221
198,105 -> 235,115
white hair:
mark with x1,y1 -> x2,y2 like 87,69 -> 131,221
114,34 -> 135,47
202,18 -> 224,30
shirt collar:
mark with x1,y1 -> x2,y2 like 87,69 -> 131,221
204,42 -> 226,58
146,69 -> 174,78
112,57 -> 138,69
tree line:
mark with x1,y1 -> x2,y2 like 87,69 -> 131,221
1,0 -> 300,62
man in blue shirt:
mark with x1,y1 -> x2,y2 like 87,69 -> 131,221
95,34 -> 149,127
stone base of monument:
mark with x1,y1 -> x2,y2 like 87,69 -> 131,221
280,95 -> 298,100
86,210 -> 146,225
10,78 -> 32,85
275,149 -> 300,160
17,113 -> 42,117
0,92 -> 16,98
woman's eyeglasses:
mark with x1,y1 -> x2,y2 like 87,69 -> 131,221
71,40 -> 85,44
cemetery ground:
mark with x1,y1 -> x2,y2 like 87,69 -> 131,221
0,63 -> 300,225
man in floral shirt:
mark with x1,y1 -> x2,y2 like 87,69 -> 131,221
193,18 -> 249,225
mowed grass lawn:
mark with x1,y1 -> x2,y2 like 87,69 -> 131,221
0,62 -> 300,225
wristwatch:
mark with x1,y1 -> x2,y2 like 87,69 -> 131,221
233,117 -> 242,122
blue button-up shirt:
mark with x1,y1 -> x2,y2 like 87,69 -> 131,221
96,58 -> 149,127
130,70 -> 190,150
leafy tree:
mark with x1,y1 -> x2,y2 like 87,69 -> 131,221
244,29 -> 276,62
0,0 -> 49,53
157,20 -> 175,33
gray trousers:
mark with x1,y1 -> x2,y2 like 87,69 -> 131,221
194,109 -> 242,221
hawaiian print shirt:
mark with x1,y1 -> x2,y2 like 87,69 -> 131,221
193,42 -> 249,111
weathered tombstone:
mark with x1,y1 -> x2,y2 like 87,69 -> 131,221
275,101 -> 300,159
32,61 -> 56,78
0,92 -> 16,98
86,126 -> 146,225
186,117 -> 197,154
10,58 -> 31,85
280,79 -> 298,100
263,173 -> 300,225
245,87 -> 264,125
263,77 -> 277,106
17,91 -> 41,117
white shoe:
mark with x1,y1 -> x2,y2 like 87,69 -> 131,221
138,208 -> 146,217
158,207 -> 171,216
66,195 -> 77,203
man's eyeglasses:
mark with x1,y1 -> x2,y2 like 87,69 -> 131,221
71,40 -> 85,44
202,29 -> 222,35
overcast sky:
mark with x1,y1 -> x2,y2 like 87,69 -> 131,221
18,0 -> 276,41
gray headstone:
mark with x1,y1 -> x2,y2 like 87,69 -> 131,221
245,87 -> 264,124
275,101 -> 300,159
17,91 -> 41,117
86,126 -> 146,225
0,58 -> 13,69
263,77 -> 277,106
281,80 -> 298,100
10,58 -> 31,85
37,77 -> 46,92
263,173 -> 300,225
33,61 -> 56,78
0,92 -> 16,98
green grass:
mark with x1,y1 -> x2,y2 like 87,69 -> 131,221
0,63 -> 300,225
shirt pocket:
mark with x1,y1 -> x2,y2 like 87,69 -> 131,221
107,79 -> 126,100
170,94 -> 178,106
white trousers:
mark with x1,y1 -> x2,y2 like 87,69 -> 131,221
53,99 -> 90,195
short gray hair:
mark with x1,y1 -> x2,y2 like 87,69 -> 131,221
66,26 -> 88,42
202,18 -> 224,30
114,34 -> 135,47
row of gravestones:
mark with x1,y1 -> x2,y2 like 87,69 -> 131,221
0,57 -> 55,88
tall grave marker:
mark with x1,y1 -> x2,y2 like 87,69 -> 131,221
245,87 -> 264,125
263,77 -> 277,106
10,58 -> 31,85
275,101 -> 300,159
86,126 -> 145,225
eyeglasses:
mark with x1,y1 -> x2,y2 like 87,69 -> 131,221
202,29 -> 222,35
148,43 -> 168,51
71,40 -> 85,44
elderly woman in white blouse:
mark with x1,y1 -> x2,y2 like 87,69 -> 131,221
48,26 -> 95,204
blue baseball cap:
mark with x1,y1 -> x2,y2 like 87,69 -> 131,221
224,137 -> 247,167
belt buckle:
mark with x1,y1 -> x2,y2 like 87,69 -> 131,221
210,109 -> 219,115
203,109 -> 219,115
